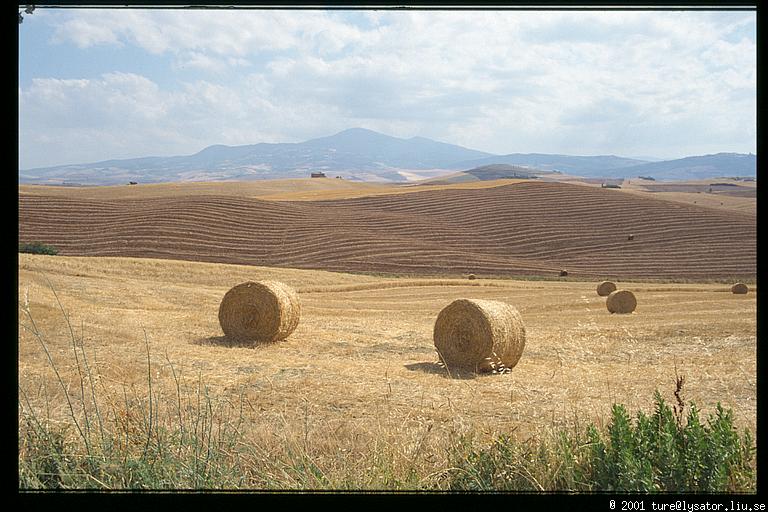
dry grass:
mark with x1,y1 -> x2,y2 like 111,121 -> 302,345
18,253 -> 757,454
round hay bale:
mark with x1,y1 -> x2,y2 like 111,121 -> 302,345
559,269 -> 568,277
467,273 -> 476,280
627,234 -> 634,241
606,289 -> 637,314
218,280 -> 301,343
597,280 -> 617,297
731,283 -> 749,294
433,298 -> 525,373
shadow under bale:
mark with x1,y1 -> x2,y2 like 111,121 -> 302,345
192,335 -> 263,348
404,361 -> 482,380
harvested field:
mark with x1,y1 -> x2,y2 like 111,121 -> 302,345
18,254 -> 757,451
638,182 -> 756,197
619,178 -> 757,215
18,178 -> 528,202
19,180 -> 755,280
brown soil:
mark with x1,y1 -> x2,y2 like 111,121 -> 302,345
19,180 -> 755,280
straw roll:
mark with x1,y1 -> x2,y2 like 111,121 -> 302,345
218,280 -> 301,343
731,283 -> 749,294
597,280 -> 617,297
606,289 -> 637,314
433,298 -> 526,372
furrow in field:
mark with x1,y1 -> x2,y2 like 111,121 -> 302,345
18,181 -> 755,279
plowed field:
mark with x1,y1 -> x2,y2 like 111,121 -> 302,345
19,180 -> 755,280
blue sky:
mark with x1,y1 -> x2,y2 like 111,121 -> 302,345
18,7 -> 756,169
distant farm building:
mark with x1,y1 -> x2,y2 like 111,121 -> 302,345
311,172 -> 327,178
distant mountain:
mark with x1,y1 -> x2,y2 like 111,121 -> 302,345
597,153 -> 757,181
452,153 -> 648,176
18,128 -> 756,185
18,128 -> 493,186
627,155 -> 666,162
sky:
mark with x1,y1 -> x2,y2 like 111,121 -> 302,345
18,7 -> 756,170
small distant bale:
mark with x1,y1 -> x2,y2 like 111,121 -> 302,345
467,273 -> 476,280
606,289 -> 637,314
627,234 -> 635,241
559,269 -> 568,277
218,280 -> 301,343
433,298 -> 525,373
731,283 -> 749,294
597,280 -> 617,297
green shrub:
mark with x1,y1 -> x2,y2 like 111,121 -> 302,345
586,392 -> 754,492
449,391 -> 755,493
19,242 -> 58,255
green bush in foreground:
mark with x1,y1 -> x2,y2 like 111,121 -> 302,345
586,393 -> 754,492
449,391 -> 755,493
19,241 -> 58,255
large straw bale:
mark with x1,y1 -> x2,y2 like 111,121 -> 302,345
731,283 -> 749,294
433,298 -> 525,373
597,280 -> 617,297
218,280 -> 301,343
606,289 -> 637,314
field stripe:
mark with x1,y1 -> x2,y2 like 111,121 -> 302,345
19,181 -> 755,279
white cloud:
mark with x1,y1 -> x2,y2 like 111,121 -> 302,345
51,17 -> 122,48
20,8 -> 756,168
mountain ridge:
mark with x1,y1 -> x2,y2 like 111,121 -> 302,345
597,152 -> 757,181
18,128 -> 755,185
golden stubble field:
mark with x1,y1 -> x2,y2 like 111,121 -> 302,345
19,175 -> 755,216
18,253 -> 757,464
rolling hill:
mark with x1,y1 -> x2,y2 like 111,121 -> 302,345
416,164 -> 552,185
453,153 -> 648,176
18,180 -> 755,280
